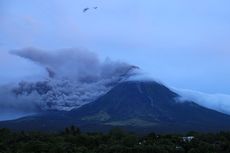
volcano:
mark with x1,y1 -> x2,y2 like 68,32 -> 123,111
1,81 -> 230,133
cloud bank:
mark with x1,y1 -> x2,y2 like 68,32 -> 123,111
174,88 -> 230,115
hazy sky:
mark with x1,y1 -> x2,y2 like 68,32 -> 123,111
1,0 -> 230,93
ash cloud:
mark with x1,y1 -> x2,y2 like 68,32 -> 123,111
10,48 -> 137,82
0,83 -> 41,120
1,48 -> 138,112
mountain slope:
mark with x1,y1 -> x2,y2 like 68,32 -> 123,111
70,81 -> 230,132
1,81 -> 230,133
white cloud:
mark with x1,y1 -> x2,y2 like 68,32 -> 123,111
173,88 -> 230,115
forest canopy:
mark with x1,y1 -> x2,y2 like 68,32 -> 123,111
0,126 -> 230,153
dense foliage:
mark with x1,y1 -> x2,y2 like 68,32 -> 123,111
0,126 -> 230,153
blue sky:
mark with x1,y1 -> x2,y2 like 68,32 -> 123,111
1,0 -> 230,93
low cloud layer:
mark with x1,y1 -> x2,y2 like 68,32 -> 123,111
174,88 -> 230,115
0,48 -> 138,113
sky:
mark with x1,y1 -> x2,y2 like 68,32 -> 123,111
1,0 -> 230,94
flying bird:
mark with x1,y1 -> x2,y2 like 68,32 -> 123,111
83,8 -> 89,13
93,7 -> 98,9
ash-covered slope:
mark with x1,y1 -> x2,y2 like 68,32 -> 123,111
1,81 -> 230,133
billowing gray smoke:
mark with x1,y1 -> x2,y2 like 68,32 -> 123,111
0,83 -> 41,121
10,48 -> 138,82
0,84 -> 41,112
2,48 -> 138,111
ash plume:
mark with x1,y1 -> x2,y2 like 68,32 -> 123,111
0,84 -> 41,111
3,48 -> 139,111
10,48 -> 138,82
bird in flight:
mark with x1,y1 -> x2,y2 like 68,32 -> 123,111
83,8 -> 89,13
83,7 -> 98,13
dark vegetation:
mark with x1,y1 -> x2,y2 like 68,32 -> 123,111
0,126 -> 230,153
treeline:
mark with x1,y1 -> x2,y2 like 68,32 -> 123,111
0,126 -> 230,153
